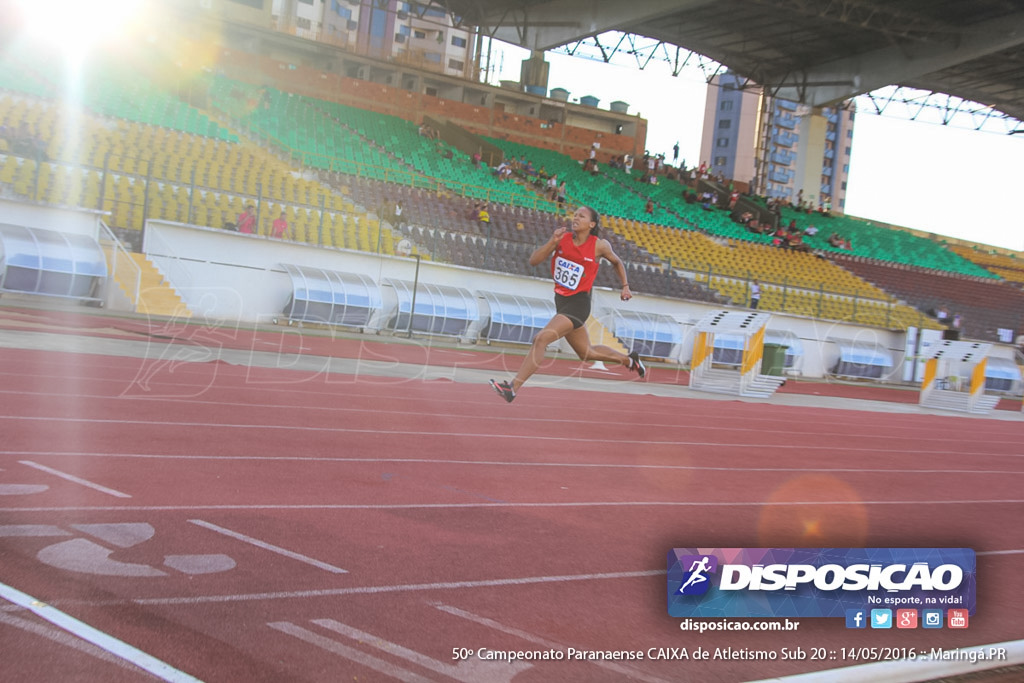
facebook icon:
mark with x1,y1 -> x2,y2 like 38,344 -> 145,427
845,609 -> 867,629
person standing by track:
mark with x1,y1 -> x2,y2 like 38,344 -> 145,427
490,206 -> 646,403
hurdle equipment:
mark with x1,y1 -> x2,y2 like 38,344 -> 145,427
918,340 -> 998,414
688,310 -> 785,398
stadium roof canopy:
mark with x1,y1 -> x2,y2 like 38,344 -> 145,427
434,0 -> 1024,123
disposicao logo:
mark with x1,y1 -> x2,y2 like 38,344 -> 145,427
667,548 -> 975,619
675,555 -> 718,595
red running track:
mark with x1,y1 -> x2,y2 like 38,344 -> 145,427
0,345 -> 1022,683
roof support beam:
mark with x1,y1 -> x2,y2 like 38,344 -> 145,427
763,11 -> 1024,107
477,0 -> 713,51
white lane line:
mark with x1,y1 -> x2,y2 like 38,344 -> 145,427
4,386 -> 1019,443
130,570 -> 665,606
4,450 -> 1023,475
313,618 -> 530,683
0,580 -> 202,683
749,639 -> 1024,683
267,621 -> 432,683
2,416 -> 1020,458
19,461 -> 130,498
432,603 -> 671,683
4,499 -> 1024,514
978,549 -> 1024,556
188,519 -> 346,574
0,611 -> 158,677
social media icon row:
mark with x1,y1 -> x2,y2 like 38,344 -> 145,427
845,608 -> 968,629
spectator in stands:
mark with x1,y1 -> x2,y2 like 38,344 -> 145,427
729,189 -> 740,210
546,174 -> 559,201
952,313 -> 963,332
478,203 -> 491,225
237,205 -> 256,234
271,211 -> 289,239
644,199 -> 655,216
393,200 -> 405,230
804,224 -> 818,236
749,279 -> 761,309
827,232 -> 842,248
935,305 -> 950,322
489,206 -> 645,404
624,154 -> 633,174
788,232 -> 810,252
472,150 -> 482,168
11,123 -> 46,161
556,181 -> 567,211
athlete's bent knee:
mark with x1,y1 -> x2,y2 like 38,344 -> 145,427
532,330 -> 559,348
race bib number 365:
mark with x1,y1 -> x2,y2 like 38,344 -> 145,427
554,256 -> 584,290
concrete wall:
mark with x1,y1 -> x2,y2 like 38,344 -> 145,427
0,198 -> 105,239
143,219 -> 998,382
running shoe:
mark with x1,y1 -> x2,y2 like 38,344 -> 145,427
628,351 -> 647,379
490,379 -> 516,403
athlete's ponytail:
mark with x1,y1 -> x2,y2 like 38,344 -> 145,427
585,205 -> 601,236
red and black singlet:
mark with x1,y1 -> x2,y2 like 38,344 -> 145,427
551,232 -> 599,296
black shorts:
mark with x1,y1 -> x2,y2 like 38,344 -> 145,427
554,291 -> 592,330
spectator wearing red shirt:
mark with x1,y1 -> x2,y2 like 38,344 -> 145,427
237,205 -> 256,234
271,212 -> 288,239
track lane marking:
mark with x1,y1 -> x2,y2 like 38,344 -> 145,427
0,581 -> 201,682
189,519 -> 347,574
3,450 -> 1022,475
2,416 -> 1022,457
3,499 -> 1024,514
19,461 -> 130,498
432,603 -> 672,683
267,621 -> 433,683
2,386 -> 1019,442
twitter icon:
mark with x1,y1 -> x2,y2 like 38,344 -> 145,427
870,609 -> 892,629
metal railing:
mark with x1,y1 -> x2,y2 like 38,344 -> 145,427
97,218 -> 141,308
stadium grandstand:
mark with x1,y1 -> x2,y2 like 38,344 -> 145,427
4,2 -> 1024,682
3,18 -> 1022,351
